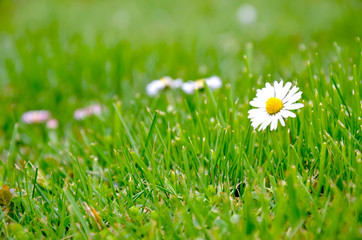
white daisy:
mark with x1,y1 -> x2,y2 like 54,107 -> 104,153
21,110 -> 51,124
74,104 -> 102,120
182,76 -> 222,94
46,119 -> 59,129
236,4 -> 257,25
146,76 -> 183,96
248,80 -> 304,131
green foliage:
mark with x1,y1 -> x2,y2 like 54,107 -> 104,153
0,0 -> 361,239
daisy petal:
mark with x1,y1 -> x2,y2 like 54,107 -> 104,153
146,80 -> 164,96
172,78 -> 183,88
259,115 -> 273,131
205,76 -> 222,89
277,82 -> 292,100
250,99 -> 266,108
284,91 -> 302,105
277,113 -> 285,126
251,111 -> 269,128
280,109 -> 296,118
282,86 -> 299,103
265,84 -> 275,98
270,117 -> 278,131
274,80 -> 283,96
182,81 -> 197,94
248,108 -> 264,118
284,103 -> 304,110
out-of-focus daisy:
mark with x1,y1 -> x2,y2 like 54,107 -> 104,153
146,76 -> 183,96
248,80 -> 304,131
21,110 -> 51,124
46,119 -> 58,129
236,4 -> 257,25
182,76 -> 222,94
74,104 -> 102,120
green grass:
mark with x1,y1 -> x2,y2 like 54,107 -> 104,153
0,0 -> 361,239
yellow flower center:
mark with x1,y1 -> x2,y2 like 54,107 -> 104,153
195,79 -> 205,89
265,97 -> 283,115
160,77 -> 168,85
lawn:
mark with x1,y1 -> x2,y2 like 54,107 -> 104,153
0,0 -> 361,239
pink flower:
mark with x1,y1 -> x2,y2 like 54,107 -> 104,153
46,119 -> 59,129
74,104 -> 102,120
21,110 -> 51,124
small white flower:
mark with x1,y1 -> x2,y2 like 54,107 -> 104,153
248,80 -> 304,131
146,76 -> 183,96
182,76 -> 222,94
74,104 -> 102,120
167,105 -> 174,113
21,110 -> 51,124
236,4 -> 257,25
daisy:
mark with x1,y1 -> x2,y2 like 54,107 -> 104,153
248,80 -> 304,131
182,76 -> 222,94
74,104 -> 102,120
146,76 -> 183,96
236,4 -> 257,25
46,119 -> 59,129
21,110 -> 51,124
